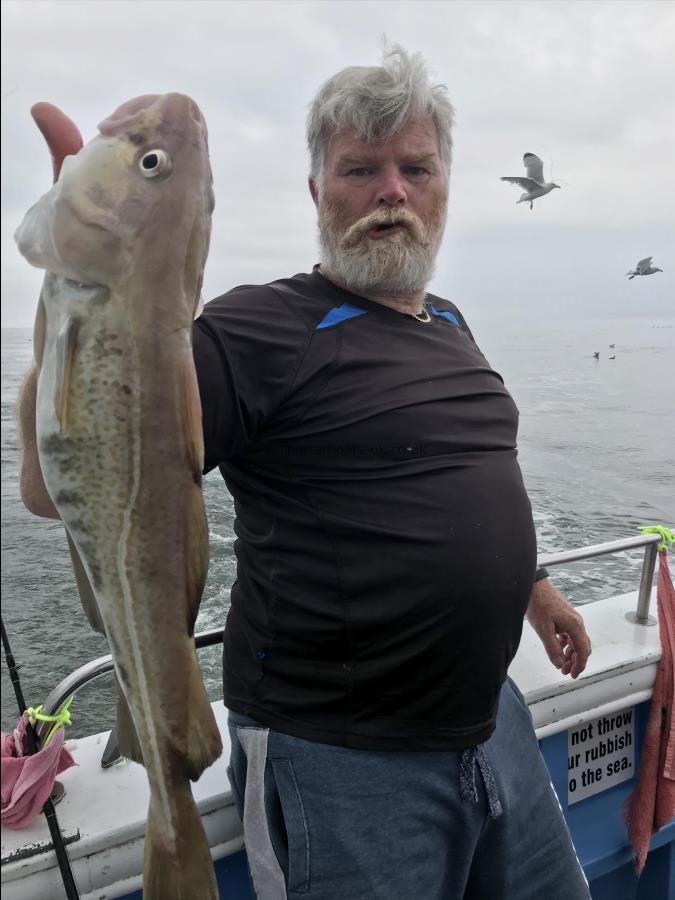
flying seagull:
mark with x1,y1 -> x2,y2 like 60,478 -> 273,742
626,257 -> 663,279
500,152 -> 561,210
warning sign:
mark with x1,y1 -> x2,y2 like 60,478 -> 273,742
567,707 -> 635,804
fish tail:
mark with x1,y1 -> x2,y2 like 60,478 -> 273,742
184,647 -> 223,781
144,784 -> 218,900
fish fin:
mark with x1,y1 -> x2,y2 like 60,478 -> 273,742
67,529 -> 146,770
115,676 -> 145,766
178,359 -> 219,780
182,488 -> 219,780
181,359 -> 204,485
181,207 -> 209,322
182,357 -> 209,635
20,294 -> 59,517
144,783 -> 218,900
184,648 -> 222,781
33,292 -> 47,369
65,531 -> 141,776
54,316 -> 79,434
66,530 -> 106,634
185,482 -> 209,636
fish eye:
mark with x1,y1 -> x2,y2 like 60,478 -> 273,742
139,149 -> 171,178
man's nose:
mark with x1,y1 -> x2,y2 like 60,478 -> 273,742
376,168 -> 407,206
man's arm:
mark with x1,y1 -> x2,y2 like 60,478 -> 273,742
526,577 -> 592,678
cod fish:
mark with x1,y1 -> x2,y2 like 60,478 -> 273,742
15,93 -> 222,900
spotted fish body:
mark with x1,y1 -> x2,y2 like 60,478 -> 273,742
15,94 -> 221,900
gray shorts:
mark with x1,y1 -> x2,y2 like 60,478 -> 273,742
227,678 -> 590,899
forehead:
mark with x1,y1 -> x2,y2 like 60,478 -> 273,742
326,115 -> 440,165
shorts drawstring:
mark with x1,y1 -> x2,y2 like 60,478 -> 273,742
460,745 -> 503,819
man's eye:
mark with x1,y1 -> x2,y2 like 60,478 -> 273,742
346,168 -> 373,177
403,166 -> 429,179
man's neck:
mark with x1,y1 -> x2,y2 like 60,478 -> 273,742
318,266 -> 427,316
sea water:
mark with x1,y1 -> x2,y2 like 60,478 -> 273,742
2,317 -> 673,738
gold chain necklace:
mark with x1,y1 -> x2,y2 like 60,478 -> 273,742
410,299 -> 431,324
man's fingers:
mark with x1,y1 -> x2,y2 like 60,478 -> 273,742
542,627 -> 565,668
558,626 -> 591,679
564,619 -> 592,674
560,641 -> 575,676
548,628 -> 590,678
31,102 -> 83,182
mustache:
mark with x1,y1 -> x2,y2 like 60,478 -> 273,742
340,207 -> 429,248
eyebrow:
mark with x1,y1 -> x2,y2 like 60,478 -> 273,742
337,153 -> 439,168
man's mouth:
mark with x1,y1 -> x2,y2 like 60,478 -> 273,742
367,222 -> 407,239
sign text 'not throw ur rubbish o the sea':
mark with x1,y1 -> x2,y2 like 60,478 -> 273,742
567,707 -> 635,804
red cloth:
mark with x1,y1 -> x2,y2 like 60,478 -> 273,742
625,550 -> 675,874
1,713 -> 75,828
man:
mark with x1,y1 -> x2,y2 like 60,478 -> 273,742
19,46 -> 591,900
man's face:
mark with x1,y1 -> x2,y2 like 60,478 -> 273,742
311,115 -> 449,295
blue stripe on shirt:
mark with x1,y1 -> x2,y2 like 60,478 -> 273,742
428,304 -> 460,327
315,303 -> 368,330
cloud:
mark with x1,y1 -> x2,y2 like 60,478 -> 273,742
2,0 -> 673,326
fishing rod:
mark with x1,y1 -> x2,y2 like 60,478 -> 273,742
1,617 -> 81,900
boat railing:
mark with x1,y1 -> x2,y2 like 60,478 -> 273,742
36,532 -> 662,748
35,628 -> 225,746
537,532 -> 660,625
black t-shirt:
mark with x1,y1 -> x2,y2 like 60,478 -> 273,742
193,267 -> 536,751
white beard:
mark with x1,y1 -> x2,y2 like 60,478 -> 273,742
317,203 -> 446,295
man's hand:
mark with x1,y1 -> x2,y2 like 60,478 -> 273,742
526,578 -> 592,679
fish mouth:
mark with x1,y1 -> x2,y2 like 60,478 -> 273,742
63,277 -> 102,290
50,273 -> 109,302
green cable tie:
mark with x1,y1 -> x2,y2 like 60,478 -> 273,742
24,695 -> 74,748
639,525 -> 675,553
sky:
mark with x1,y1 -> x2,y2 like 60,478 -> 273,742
1,0 -> 673,329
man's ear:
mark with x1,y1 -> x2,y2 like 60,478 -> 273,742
308,177 -> 319,207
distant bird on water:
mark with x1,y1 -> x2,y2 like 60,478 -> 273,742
593,352 -> 600,360
626,257 -> 663,279
500,153 -> 561,210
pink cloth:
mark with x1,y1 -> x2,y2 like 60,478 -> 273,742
1,714 -> 75,828
625,550 -> 675,874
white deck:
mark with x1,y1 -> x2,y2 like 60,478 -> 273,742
1,587 -> 661,899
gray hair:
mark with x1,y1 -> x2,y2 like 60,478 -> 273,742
307,44 -> 454,183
